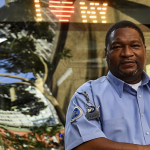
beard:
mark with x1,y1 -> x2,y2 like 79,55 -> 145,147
117,59 -> 139,77
118,69 -> 138,77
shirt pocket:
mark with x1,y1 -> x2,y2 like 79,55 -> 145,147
103,117 -> 128,143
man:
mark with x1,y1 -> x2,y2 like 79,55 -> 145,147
65,20 -> 150,150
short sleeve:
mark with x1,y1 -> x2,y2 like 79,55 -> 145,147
65,88 -> 106,150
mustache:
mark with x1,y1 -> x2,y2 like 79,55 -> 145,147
119,59 -> 137,64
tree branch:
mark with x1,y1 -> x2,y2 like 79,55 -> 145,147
43,90 -> 59,106
28,35 -> 49,85
43,89 -> 66,125
0,82 -> 31,85
0,74 -> 30,82
38,56 -> 48,85
30,51 -> 48,86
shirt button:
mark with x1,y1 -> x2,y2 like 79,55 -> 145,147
139,95 -> 141,98
142,114 -> 144,116
146,132 -> 149,135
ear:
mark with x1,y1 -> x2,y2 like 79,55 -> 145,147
144,45 -> 147,66
144,45 -> 147,58
105,48 -> 107,61
145,45 -> 147,53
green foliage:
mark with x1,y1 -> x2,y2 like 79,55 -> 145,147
0,85 -> 47,116
0,84 -> 65,149
0,85 -> 11,110
0,21 -> 56,76
0,36 -> 45,75
0,21 -> 70,131
26,22 -> 55,43
56,47 -> 72,60
1,22 -> 55,43
0,22 -> 71,76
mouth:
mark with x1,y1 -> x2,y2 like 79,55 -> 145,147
120,60 -> 137,68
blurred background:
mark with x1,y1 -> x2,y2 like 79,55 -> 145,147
0,0 -> 150,149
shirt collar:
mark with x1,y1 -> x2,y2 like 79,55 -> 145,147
141,71 -> 150,85
107,71 -> 124,98
107,71 -> 150,98
142,71 -> 150,92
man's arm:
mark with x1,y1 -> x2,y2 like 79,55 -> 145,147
73,137 -> 149,150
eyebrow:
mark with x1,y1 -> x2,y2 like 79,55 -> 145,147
111,40 -> 142,45
111,41 -> 122,45
130,40 -> 142,44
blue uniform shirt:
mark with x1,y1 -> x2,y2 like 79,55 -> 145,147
65,71 -> 150,150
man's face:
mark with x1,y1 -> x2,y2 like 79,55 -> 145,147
106,27 -> 146,83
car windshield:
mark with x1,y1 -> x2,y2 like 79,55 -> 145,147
0,0 -> 150,149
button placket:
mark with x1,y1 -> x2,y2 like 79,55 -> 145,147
137,88 -> 146,143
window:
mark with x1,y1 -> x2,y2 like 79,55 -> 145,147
0,0 -> 150,149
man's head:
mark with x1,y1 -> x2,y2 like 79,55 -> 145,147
105,20 -> 146,84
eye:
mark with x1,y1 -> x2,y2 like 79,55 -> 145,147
112,46 -> 121,49
132,45 -> 140,48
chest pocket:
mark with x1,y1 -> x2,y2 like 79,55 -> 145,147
103,117 -> 128,143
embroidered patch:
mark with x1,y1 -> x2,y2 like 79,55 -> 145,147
85,106 -> 100,121
87,106 -> 95,113
71,106 -> 83,123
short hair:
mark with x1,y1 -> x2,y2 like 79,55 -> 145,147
105,20 -> 145,50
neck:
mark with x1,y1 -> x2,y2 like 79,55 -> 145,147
111,71 -> 143,84
124,77 -> 142,84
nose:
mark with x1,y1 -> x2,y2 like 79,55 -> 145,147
120,45 -> 134,58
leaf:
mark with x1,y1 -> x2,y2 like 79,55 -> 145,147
56,47 -> 73,59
